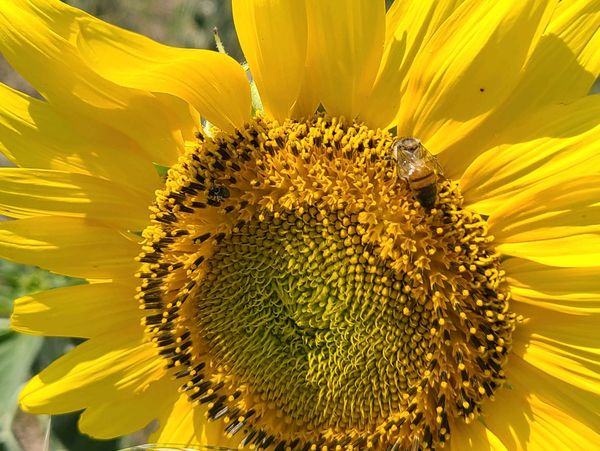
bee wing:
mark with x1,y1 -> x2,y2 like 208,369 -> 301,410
395,155 -> 413,179
422,148 -> 445,178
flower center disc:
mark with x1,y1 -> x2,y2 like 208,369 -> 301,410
136,117 -> 516,450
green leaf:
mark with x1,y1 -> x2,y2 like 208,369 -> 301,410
0,331 -> 42,414
240,62 -> 263,116
0,331 -> 43,451
152,162 -> 170,178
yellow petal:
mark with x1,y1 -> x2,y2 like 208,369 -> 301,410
488,175 -> 600,242
362,0 -> 465,128
497,234 -> 600,268
0,168 -> 151,230
504,0 -> 600,117
486,174 -> 600,267
0,1 -> 193,166
449,417 -> 506,450
483,356 -> 600,449
438,1 -> 600,176
20,328 -> 163,414
11,282 -> 140,339
488,0 -> 600,120
151,393 -> 240,449
306,0 -> 385,120
476,373 -> 530,450
504,258 -> 600,314
0,83 -> 161,194
524,393 -> 600,448
513,353 -> 600,437
74,5 -> 251,131
78,375 -> 180,439
513,303 -> 599,366
509,304 -> 600,429
233,0 -> 308,121
289,50 -> 320,120
151,394 -> 198,447
522,338 -> 599,396
509,302 -> 600,430
0,217 -> 139,279
462,95 -> 600,214
397,0 -> 554,157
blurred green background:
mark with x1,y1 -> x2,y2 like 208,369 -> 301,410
0,1 -> 239,450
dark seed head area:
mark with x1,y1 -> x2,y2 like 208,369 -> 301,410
135,116 -> 516,450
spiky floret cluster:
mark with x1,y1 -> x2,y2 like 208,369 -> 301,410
135,116 -> 517,450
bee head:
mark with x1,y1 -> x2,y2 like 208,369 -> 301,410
393,137 -> 421,154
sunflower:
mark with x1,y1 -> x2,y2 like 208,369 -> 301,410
1,0 -> 599,449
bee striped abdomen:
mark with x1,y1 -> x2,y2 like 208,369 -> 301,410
408,170 -> 436,190
414,182 -> 437,209
408,169 -> 437,208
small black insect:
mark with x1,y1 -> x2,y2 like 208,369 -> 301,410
207,184 -> 230,207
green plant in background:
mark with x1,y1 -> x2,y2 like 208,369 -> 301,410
0,261 -> 80,451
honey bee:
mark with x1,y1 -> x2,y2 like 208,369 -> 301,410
391,137 -> 444,209
207,183 -> 230,207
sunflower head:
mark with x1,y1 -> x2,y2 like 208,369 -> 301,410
134,115 -> 517,449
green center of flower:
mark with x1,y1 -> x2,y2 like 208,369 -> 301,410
136,116 -> 516,450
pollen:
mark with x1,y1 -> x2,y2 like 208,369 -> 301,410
135,116 -> 516,450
